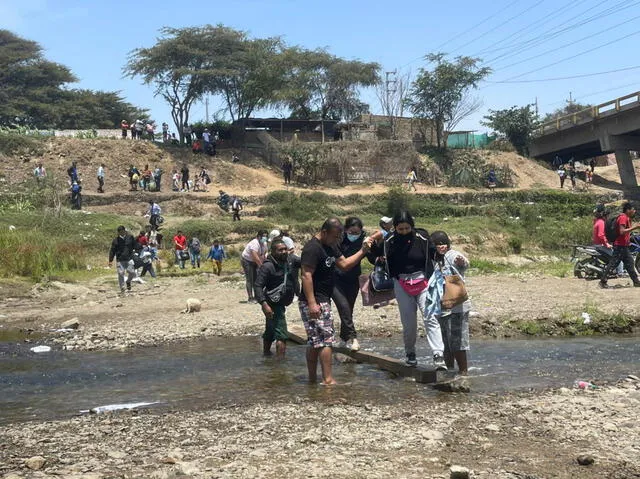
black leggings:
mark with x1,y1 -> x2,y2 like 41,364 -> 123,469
332,279 -> 359,341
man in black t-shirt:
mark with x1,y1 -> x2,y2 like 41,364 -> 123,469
299,217 -> 370,385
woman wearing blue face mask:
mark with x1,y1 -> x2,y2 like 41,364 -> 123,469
332,216 -> 366,350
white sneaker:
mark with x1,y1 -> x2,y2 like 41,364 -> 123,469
131,277 -> 145,284
346,338 -> 360,351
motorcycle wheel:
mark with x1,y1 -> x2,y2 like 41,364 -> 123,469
574,258 -> 599,280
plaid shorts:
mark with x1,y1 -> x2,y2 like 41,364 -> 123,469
298,301 -> 334,348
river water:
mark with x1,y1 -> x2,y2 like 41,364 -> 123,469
1,334 -> 638,425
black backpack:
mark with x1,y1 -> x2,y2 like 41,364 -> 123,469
605,214 -> 621,244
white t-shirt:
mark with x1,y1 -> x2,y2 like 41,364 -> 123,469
202,132 -> 210,142
241,238 -> 267,262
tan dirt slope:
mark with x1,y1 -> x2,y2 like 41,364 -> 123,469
1,137 -> 622,197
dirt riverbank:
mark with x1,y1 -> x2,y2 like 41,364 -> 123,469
1,272 -> 638,352
1,379 -> 639,478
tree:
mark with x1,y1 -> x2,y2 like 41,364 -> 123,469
209,35 -> 288,121
124,26 -> 217,142
57,90 -> 148,129
482,105 -> 538,156
282,48 -> 380,141
542,102 -> 591,123
406,53 -> 491,148
0,30 -> 76,128
376,71 -> 411,139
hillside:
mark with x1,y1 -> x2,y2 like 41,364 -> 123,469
0,136 -> 625,198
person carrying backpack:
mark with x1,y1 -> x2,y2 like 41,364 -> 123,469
207,240 -> 226,275
232,196 -> 243,221
600,202 -> 640,288
254,239 -> 301,358
188,237 -> 202,268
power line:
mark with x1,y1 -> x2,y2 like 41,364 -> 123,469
491,12 -> 640,73
433,0 -> 523,52
470,0 -> 585,58
544,81 -> 640,107
448,0 -> 547,55
485,0 -> 638,66
495,28 -> 640,82
488,65 -> 640,83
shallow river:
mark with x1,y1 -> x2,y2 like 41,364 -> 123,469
1,334 -> 638,425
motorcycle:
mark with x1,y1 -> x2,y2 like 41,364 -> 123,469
572,234 -> 640,279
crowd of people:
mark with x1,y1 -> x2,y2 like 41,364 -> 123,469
553,154 -> 596,191
235,214 -> 471,384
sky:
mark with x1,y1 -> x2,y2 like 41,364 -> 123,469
3,0 -> 640,133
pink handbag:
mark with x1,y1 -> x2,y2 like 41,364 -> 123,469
397,277 -> 428,296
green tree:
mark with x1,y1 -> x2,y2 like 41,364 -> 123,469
542,102 -> 591,123
209,35 -> 289,121
57,90 -> 149,129
124,26 -> 216,142
482,105 -> 538,156
281,48 -> 380,140
0,30 -> 76,128
406,53 -> 491,149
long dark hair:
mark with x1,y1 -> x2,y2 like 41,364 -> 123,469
392,210 -> 415,228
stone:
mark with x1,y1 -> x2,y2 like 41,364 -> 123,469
576,454 -> 594,466
107,450 -> 126,459
160,456 -> 177,464
422,430 -> 444,441
627,374 -> 639,381
602,423 -> 618,432
25,455 -> 46,470
485,424 -> 500,433
450,465 -> 470,479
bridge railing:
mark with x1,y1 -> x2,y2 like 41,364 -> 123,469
535,91 -> 640,136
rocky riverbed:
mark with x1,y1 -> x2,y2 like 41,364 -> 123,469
2,274 -> 640,478
1,378 -> 639,478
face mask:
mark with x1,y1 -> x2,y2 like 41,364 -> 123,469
381,229 -> 389,238
274,252 -> 288,263
260,237 -> 268,244
396,231 -> 412,240
347,233 -> 361,243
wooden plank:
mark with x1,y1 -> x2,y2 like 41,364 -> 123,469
288,324 -> 443,384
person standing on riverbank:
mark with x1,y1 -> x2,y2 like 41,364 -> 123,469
600,202 -> 640,288
173,230 -> 188,269
299,217 -> 371,385
255,239 -> 301,358
207,240 -> 226,275
241,231 -> 269,303
108,226 -> 138,294
97,163 -> 105,193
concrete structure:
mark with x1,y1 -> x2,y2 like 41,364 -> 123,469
530,92 -> 640,187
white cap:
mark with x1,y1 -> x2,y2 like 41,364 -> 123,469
268,229 -> 281,241
282,236 -> 294,250
380,216 -> 392,224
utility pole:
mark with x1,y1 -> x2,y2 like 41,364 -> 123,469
385,70 -> 397,139
566,92 -> 574,107
205,97 -> 209,123
535,97 -> 539,116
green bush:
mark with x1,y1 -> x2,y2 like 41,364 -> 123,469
0,130 -> 46,155
258,191 -> 333,221
0,229 -> 87,279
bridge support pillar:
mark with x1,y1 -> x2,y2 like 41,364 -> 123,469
614,149 -> 638,187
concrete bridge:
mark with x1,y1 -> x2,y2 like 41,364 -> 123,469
530,92 -> 640,187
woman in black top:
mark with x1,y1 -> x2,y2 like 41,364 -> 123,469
333,216 -> 365,351
370,210 -> 446,369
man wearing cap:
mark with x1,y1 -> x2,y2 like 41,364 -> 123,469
600,202 -> 640,288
